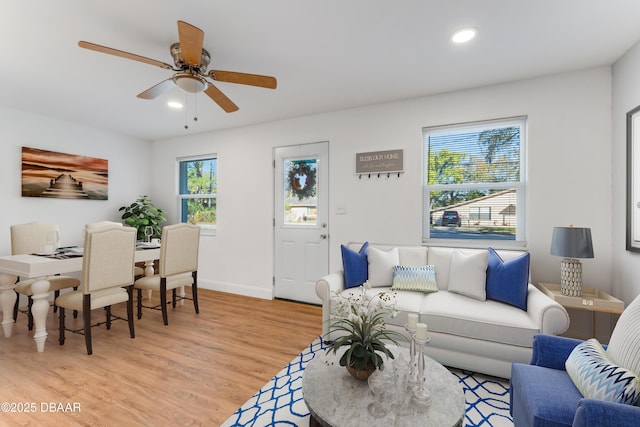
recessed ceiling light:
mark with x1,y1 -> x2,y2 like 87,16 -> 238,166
451,28 -> 477,44
167,101 -> 183,109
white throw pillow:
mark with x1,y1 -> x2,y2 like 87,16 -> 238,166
607,295 -> 640,376
447,249 -> 488,301
367,246 -> 399,287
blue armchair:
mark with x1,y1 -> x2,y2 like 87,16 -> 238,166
511,334 -> 640,427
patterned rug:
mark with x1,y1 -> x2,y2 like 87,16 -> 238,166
221,337 -> 513,427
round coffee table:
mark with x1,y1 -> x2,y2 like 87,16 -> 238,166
303,347 -> 464,427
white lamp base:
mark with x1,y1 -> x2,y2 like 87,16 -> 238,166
560,258 -> 583,297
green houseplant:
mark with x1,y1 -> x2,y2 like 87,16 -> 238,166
119,195 -> 167,241
326,283 -> 406,380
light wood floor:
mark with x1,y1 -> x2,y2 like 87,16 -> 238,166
0,289 -> 322,426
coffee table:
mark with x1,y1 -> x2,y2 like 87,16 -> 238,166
303,346 -> 465,426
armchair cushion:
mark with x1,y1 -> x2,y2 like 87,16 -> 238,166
565,338 -> 640,406
511,362 -> 582,427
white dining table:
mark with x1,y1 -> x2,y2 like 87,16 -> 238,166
0,247 -> 160,352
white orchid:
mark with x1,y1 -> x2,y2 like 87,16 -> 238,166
326,283 -> 405,371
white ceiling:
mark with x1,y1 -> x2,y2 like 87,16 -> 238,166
2,1 -> 640,141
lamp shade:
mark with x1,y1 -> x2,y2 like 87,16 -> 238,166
550,227 -> 594,258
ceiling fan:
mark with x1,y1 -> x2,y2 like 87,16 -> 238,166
78,20 -> 277,113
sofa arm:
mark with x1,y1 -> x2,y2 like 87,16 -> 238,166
530,334 -> 584,370
573,398 -> 640,427
526,284 -> 570,335
315,271 -> 345,337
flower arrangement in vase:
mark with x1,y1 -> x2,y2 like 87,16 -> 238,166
326,282 -> 406,380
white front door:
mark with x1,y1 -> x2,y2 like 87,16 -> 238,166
274,141 -> 329,304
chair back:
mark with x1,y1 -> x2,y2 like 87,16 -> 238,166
84,221 -> 123,231
82,224 -> 137,294
10,222 -> 60,255
159,224 -> 200,278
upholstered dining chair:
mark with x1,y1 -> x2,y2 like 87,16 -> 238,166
134,223 -> 200,325
85,221 -> 144,278
10,222 -> 80,329
55,223 -> 137,355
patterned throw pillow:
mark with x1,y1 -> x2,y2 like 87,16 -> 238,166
391,265 -> 438,293
565,338 -> 640,406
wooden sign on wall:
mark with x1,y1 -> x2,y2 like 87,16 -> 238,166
355,149 -> 404,175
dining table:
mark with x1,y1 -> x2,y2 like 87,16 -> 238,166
0,245 -> 160,352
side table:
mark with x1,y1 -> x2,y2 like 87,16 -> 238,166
537,283 -> 624,339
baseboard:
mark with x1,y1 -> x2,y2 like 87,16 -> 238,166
198,278 -> 273,300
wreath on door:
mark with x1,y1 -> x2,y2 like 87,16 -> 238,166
288,161 -> 317,200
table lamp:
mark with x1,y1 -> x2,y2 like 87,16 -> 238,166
550,226 -> 594,297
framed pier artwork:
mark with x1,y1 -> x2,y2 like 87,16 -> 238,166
21,147 -> 108,200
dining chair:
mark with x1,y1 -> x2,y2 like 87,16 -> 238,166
10,222 -> 80,329
85,221 -> 145,278
134,223 -> 200,325
55,223 -> 137,355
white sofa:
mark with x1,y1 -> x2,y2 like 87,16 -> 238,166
315,243 -> 570,379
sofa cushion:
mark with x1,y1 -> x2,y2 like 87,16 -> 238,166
367,246 -> 399,287
566,338 -> 640,406
448,249 -> 488,301
485,247 -> 530,310
341,242 -> 369,289
397,246 -> 428,267
420,290 -> 539,347
607,295 -> 640,376
391,265 -> 438,293
511,363 -> 582,427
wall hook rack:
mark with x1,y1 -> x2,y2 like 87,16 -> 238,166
358,171 -> 403,179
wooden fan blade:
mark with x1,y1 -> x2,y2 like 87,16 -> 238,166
78,41 -> 173,70
209,70 -> 277,89
204,83 -> 239,112
137,78 -> 175,99
177,21 -> 204,67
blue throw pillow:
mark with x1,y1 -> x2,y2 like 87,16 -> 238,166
485,247 -> 530,310
341,242 -> 369,289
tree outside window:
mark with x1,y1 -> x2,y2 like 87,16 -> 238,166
179,156 -> 217,231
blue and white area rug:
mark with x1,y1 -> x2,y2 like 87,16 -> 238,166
221,337 -> 512,427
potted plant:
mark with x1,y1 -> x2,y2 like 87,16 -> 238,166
119,195 -> 167,241
326,282 -> 406,380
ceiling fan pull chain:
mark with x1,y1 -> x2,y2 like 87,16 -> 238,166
184,91 -> 189,129
193,91 -> 198,123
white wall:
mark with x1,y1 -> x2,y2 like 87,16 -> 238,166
151,67 -> 613,303
0,107 -> 152,255
612,40 -> 640,305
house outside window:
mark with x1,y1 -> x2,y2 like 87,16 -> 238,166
178,155 -> 217,233
423,117 -> 526,247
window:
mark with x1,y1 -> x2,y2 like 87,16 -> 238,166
423,117 -> 526,246
178,155 -> 217,233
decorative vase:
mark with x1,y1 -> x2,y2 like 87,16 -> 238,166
346,362 -> 376,381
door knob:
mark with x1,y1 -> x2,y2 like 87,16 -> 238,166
320,233 -> 328,239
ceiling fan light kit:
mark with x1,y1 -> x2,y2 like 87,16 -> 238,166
173,73 -> 208,93
78,20 -> 277,114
